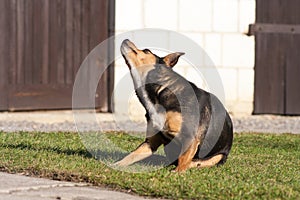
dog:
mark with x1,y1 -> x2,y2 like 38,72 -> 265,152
115,39 -> 233,172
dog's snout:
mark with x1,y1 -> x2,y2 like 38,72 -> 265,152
121,39 -> 130,47
122,39 -> 130,44
122,39 -> 134,48
121,39 -> 139,56
122,39 -> 137,50
121,39 -> 131,55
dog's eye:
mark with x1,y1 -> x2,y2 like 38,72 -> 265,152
131,49 -> 137,54
143,49 -> 151,54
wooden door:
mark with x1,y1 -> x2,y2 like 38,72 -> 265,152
251,0 -> 300,115
0,0 -> 114,112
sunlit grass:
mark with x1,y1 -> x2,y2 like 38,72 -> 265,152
0,131 -> 299,199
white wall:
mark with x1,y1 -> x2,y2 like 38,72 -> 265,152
114,0 -> 255,119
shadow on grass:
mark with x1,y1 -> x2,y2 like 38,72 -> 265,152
91,149 -> 169,166
2,143 -> 169,167
2,143 -> 93,158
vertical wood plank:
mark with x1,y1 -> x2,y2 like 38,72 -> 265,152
254,34 -> 285,114
107,0 -> 116,112
65,0 -> 74,84
16,0 -> 25,84
42,0 -> 49,84
24,0 -> 33,84
73,0 -> 82,79
48,0 -> 66,84
7,0 -> 17,85
286,35 -> 300,114
31,0 -> 50,84
56,0 -> 66,84
0,0 -> 10,110
89,0 -> 108,110
89,0 -> 107,49
32,0 -> 43,84
82,0 -> 92,109
49,1 -> 58,84
81,0 -> 90,60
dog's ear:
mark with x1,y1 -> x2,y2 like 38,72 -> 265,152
163,52 -> 185,68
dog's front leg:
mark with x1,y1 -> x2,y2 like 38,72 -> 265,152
114,132 -> 164,167
174,138 -> 200,172
114,142 -> 153,166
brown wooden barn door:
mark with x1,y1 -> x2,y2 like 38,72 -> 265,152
0,0 -> 115,112
250,0 -> 300,115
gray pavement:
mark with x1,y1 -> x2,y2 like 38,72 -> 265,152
0,172 -> 153,200
1,110 -> 300,133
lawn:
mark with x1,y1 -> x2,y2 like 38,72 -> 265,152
0,131 -> 299,199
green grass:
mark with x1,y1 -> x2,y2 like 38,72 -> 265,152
0,131 -> 299,199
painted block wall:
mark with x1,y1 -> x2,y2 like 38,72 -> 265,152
114,0 -> 255,120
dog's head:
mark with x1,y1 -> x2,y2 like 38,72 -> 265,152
120,39 -> 184,69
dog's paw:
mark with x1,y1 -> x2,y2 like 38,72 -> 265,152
171,168 -> 184,173
112,160 -> 125,167
112,162 -> 119,167
172,165 -> 188,173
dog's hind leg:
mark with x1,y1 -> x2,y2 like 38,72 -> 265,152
189,154 -> 224,169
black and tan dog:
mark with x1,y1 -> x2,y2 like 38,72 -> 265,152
115,39 -> 233,172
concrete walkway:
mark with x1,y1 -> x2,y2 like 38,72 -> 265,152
0,172 -> 155,200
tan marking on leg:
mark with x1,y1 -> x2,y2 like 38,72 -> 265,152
189,154 -> 224,169
165,111 -> 182,137
174,139 -> 200,172
114,142 -> 152,166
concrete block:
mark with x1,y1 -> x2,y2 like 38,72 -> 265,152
213,0 -> 238,32
183,32 -> 204,49
239,0 -> 256,33
222,34 -> 254,68
238,69 -> 254,101
179,0 -> 213,32
185,66 -> 206,89
205,68 -> 238,101
115,0 -> 144,30
132,29 -> 170,50
226,100 -> 253,115
144,0 -> 178,30
204,33 -> 222,67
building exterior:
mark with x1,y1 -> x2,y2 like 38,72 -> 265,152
114,0 -> 256,119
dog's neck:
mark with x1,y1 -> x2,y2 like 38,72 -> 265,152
130,66 -> 165,131
129,65 -> 156,110
129,65 -> 154,88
